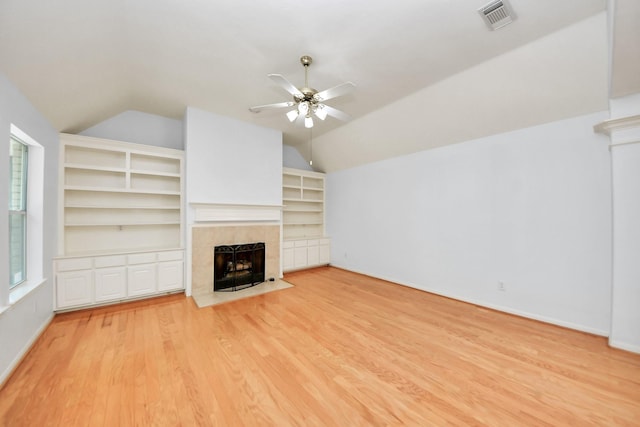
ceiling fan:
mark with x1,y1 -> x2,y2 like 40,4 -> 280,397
249,55 -> 355,129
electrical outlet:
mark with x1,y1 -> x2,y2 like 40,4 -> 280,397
498,281 -> 506,292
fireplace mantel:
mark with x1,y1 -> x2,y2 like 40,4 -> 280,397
190,203 -> 282,223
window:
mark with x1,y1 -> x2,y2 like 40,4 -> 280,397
9,136 -> 28,288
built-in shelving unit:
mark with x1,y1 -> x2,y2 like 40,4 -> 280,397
59,134 -> 183,256
55,134 -> 185,311
282,167 -> 326,240
282,167 -> 330,271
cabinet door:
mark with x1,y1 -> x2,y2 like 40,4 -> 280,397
283,247 -> 294,271
319,244 -> 330,265
158,261 -> 184,292
307,245 -> 320,266
127,264 -> 157,297
57,270 -> 93,308
95,267 -> 127,302
294,246 -> 308,268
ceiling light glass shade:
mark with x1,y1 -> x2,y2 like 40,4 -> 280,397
298,101 -> 309,115
305,115 -> 314,128
314,104 -> 328,120
286,110 -> 298,122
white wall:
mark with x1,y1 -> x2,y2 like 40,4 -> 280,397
184,107 -> 282,208
608,92 -> 640,352
327,112 -> 612,335
81,110 -> 311,171
183,107 -> 282,295
80,110 -> 183,150
283,145 -> 313,171
0,73 -> 58,384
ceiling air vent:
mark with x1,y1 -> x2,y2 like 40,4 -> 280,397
478,0 -> 515,30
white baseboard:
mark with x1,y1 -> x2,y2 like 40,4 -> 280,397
330,263 -> 609,337
0,313 -> 54,387
608,339 -> 640,354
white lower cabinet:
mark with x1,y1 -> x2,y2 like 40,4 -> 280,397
127,263 -> 157,297
94,267 -> 126,302
283,238 -> 330,272
294,240 -> 308,268
282,241 -> 295,271
307,240 -> 320,265
319,241 -> 330,264
56,270 -> 93,308
54,249 -> 184,310
158,260 -> 184,292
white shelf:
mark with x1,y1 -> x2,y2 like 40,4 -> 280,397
64,186 -> 181,195
65,205 -> 179,210
284,220 -> 323,225
65,222 -> 181,227
64,190 -> 179,210
283,197 -> 324,203
62,247 -> 184,258
130,169 -> 181,178
284,207 -> 323,212
64,163 -> 127,173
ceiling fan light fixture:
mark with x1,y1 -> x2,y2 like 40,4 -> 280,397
298,101 -> 309,115
305,115 -> 314,128
314,104 -> 328,120
286,110 -> 298,122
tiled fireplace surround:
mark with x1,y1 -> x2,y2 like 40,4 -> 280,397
190,204 -> 281,296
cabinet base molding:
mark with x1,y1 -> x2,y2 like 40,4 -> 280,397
282,263 -> 331,273
54,290 -> 185,313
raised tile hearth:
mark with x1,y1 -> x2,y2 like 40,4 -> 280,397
191,279 -> 293,308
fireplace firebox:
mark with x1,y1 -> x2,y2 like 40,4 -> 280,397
213,242 -> 265,291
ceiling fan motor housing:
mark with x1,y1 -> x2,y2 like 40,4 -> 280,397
296,87 -> 319,104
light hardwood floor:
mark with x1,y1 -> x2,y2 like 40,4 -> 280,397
1,267 -> 639,426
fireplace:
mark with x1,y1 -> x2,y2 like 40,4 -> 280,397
190,204 -> 281,297
213,242 -> 265,291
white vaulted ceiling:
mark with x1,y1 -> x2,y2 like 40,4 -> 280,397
0,0 -> 636,171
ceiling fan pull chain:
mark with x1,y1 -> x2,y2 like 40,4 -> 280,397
309,127 -> 313,166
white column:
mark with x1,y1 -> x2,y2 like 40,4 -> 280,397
595,93 -> 640,353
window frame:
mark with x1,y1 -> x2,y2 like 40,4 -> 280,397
9,136 -> 29,289
1,124 -> 44,311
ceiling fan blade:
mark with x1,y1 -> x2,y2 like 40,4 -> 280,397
249,101 -> 295,113
314,82 -> 356,102
268,74 -> 303,97
322,105 -> 351,122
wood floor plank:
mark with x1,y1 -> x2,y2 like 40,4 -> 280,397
1,267 -> 639,426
